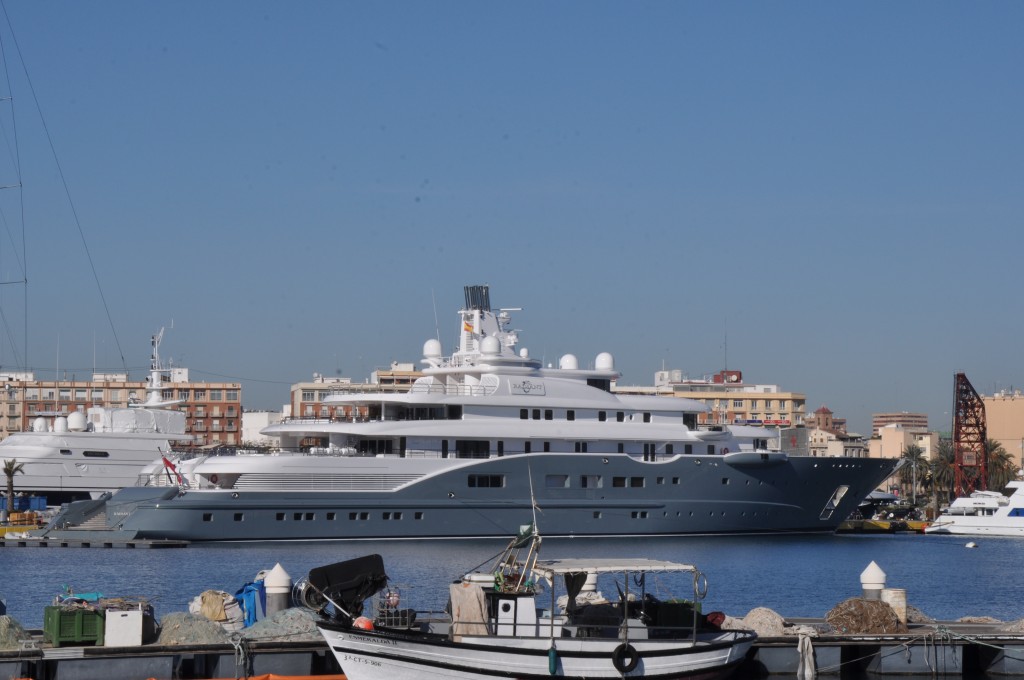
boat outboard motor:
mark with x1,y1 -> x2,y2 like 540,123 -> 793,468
298,554 -> 389,624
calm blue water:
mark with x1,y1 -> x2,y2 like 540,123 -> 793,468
2,533 -> 1022,629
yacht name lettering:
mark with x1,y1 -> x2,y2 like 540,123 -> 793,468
510,380 -> 546,396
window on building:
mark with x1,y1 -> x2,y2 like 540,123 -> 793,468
194,390 -> 206,400
226,390 -> 238,401
210,389 -> 222,401
302,391 -> 315,401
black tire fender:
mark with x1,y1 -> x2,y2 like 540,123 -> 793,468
612,642 -> 640,673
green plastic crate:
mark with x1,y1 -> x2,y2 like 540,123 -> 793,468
43,606 -> 105,647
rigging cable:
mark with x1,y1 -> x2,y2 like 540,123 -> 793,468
0,1 -> 127,374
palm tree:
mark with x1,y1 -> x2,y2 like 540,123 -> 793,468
931,439 -> 955,514
3,458 -> 25,520
899,444 -> 927,504
987,439 -> 1018,493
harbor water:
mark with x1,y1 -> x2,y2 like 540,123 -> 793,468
2,532 -> 1022,629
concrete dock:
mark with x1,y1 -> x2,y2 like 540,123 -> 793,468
3,620 -> 1024,678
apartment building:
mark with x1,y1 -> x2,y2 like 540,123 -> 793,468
0,369 -> 242,447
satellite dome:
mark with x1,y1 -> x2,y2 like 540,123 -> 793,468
67,411 -> 88,432
559,354 -> 579,370
422,338 -> 442,359
53,417 -> 69,433
480,336 -> 501,356
32,417 -> 47,433
519,348 -> 530,359
595,352 -> 615,371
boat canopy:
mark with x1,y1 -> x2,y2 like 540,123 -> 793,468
532,557 -> 697,576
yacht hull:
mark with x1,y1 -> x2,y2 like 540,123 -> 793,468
55,453 -> 899,541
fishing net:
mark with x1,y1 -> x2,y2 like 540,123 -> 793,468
0,616 -> 31,651
825,598 -> 907,634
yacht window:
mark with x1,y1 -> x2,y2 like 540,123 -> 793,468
520,409 -> 528,420
685,444 -> 693,455
643,412 -> 651,423
415,512 -> 424,520
707,445 -> 715,455
616,412 -> 625,422
544,410 -> 553,420
524,441 -> 531,454
673,477 -> 680,484
60,449 -> 72,456
666,444 -> 674,455
613,477 -> 627,488
631,511 -> 649,519
293,513 -> 303,521
566,410 -> 575,421
617,443 -> 624,453
497,441 -> 504,456
274,512 -> 285,521
305,513 -> 315,520
657,477 -> 665,485
455,440 -> 489,458
574,442 -> 588,453
532,409 -> 541,420
543,441 -> 551,453
203,513 -> 213,522
598,411 -> 606,422
327,512 -> 336,520
630,477 -> 644,488
545,474 -> 569,488
83,451 -> 109,458
593,511 -> 602,519
234,513 -> 244,522
468,474 -> 504,488
581,475 -> 602,488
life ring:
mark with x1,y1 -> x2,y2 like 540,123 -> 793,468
612,642 -> 639,673
210,474 -> 219,485
721,447 -> 729,454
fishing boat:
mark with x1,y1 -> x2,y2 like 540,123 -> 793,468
0,330 -> 191,504
38,286 -> 899,541
925,480 -> 1024,537
307,524 -> 756,679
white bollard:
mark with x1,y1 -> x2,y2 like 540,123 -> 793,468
264,563 -> 292,616
860,561 -> 886,600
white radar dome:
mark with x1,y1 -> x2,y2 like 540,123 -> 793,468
422,338 -> 442,359
519,348 -> 530,359
559,354 -> 579,370
32,417 -> 47,432
67,411 -> 88,432
480,336 -> 501,356
53,417 -> 69,433
595,352 -> 615,371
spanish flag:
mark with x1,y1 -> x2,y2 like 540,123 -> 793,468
463,320 -> 474,333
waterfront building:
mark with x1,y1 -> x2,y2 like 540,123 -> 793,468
803,406 -> 866,457
871,412 -> 929,437
982,390 -> 1024,468
241,410 -> 283,446
0,369 -> 242,447
613,369 -> 807,428
867,423 -> 938,460
285,363 -> 421,433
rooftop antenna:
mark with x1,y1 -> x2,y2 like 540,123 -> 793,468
431,288 -> 440,342
723,318 -> 728,370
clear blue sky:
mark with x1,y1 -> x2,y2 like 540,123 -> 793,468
0,2 -> 1020,436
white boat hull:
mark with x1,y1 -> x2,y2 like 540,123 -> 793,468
319,625 -> 754,680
